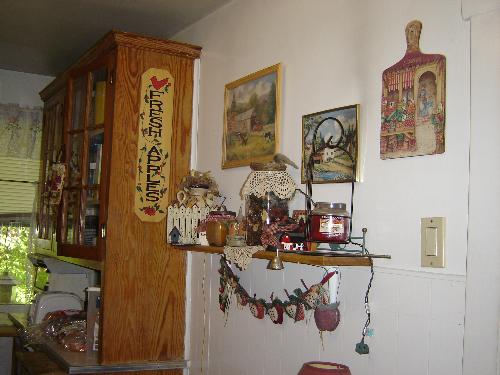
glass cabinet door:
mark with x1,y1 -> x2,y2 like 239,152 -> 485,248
38,112 -> 55,240
38,94 -> 64,241
71,76 -> 86,130
59,66 -> 108,257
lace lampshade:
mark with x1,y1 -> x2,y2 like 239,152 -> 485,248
241,170 -> 297,199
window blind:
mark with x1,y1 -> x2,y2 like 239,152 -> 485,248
0,103 -> 42,218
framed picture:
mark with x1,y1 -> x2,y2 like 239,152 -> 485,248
222,63 -> 282,169
292,210 -> 307,226
301,104 -> 360,184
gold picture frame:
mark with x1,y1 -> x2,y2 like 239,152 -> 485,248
222,63 -> 282,169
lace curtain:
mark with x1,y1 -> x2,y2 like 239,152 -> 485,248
0,103 -> 42,159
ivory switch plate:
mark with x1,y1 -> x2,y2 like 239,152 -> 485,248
421,217 -> 445,268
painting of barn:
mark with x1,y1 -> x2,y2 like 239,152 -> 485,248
222,64 -> 281,168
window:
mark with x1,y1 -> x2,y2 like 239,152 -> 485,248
0,102 -> 43,304
0,219 -> 34,303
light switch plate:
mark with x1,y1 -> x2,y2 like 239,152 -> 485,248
421,217 -> 445,268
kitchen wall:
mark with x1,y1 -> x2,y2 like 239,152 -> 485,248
463,4 -> 500,374
173,0 -> 496,374
0,69 -> 52,106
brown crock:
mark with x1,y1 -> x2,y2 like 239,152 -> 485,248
298,362 -> 351,375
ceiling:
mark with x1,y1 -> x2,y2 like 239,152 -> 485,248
0,0 -> 231,77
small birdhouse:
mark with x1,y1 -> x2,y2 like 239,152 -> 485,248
169,227 -> 182,244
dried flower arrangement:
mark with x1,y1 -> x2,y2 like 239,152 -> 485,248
179,170 -> 219,193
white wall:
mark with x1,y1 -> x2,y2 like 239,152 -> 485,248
463,5 -> 500,375
175,0 -> 479,374
0,69 -> 52,106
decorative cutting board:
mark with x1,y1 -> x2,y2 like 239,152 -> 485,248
380,20 -> 446,159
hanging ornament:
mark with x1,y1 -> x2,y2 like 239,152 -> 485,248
235,285 -> 249,307
249,295 -> 267,319
300,273 -> 334,309
284,290 -> 306,322
314,302 -> 341,332
266,294 -> 285,324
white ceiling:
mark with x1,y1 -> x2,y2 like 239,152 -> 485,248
0,0 -> 231,76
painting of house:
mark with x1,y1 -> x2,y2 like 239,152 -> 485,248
322,148 -> 335,163
301,105 -> 359,183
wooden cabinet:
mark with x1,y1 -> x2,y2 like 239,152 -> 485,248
38,31 -> 201,368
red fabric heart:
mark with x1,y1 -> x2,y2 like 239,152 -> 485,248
150,76 -> 169,90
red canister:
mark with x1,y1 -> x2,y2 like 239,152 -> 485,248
298,362 -> 351,375
309,202 -> 350,243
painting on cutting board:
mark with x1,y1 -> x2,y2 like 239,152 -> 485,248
380,20 -> 446,159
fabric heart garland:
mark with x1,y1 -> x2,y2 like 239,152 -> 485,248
218,256 -> 338,326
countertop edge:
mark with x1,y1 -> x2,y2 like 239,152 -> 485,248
65,359 -> 189,374
9,313 -> 189,374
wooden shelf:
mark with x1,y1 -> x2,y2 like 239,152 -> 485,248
56,255 -> 102,271
177,245 -> 390,267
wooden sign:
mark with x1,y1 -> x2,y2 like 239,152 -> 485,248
380,20 -> 446,159
135,68 -> 174,221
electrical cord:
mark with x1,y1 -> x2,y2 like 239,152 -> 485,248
351,243 -> 374,355
302,115 -> 372,354
362,255 -> 374,337
294,188 -> 315,207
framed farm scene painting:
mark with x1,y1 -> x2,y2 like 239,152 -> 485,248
301,104 -> 360,184
222,63 -> 281,169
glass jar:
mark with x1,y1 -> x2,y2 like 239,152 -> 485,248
206,220 -> 228,246
226,209 -> 247,246
309,202 -> 350,243
204,210 -> 235,246
245,192 -> 289,245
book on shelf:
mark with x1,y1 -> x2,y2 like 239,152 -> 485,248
88,143 -> 103,185
95,143 -> 102,185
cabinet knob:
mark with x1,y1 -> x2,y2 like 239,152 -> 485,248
101,224 -> 107,239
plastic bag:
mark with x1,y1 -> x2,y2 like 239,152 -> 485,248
21,310 -> 87,352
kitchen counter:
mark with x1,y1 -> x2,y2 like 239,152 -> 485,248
8,313 -> 188,374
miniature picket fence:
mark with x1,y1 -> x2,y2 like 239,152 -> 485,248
167,204 -> 210,244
